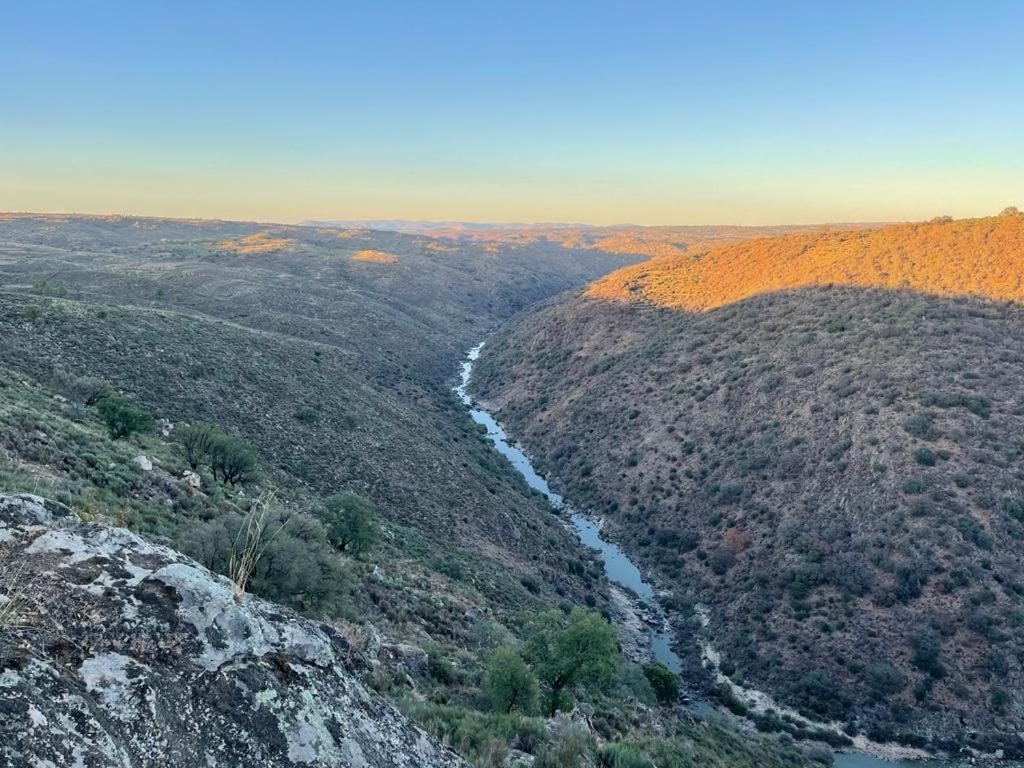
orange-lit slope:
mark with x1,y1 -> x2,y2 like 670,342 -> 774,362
587,210 -> 1024,310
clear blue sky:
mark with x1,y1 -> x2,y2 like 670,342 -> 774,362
1,1 -> 1021,224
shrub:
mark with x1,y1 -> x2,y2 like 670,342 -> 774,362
180,506 -> 349,617
913,447 -> 937,466
318,492 -> 378,557
791,670 -> 850,719
486,647 -> 539,715
63,374 -> 113,406
176,422 -> 217,469
909,626 -> 945,678
526,607 -> 620,715
97,396 -> 153,439
903,412 -> 940,440
596,743 -> 653,768
209,433 -> 257,485
709,547 -> 736,575
641,661 -> 679,705
864,662 -> 905,699
535,726 -> 593,768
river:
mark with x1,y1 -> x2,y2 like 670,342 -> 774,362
455,342 -> 995,768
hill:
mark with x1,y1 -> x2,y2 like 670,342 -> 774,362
0,213 -> 833,766
587,209 -> 1024,309
471,211 -> 1024,757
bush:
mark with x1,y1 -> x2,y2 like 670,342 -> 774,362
61,374 -> 113,406
903,412 -> 940,440
864,662 -> 905,699
318,492 -> 378,557
526,607 -> 620,715
790,670 -> 850,719
97,396 -> 153,439
209,433 -> 257,485
486,647 -> 539,715
709,547 -> 736,575
913,447 -> 937,466
641,661 -> 680,705
176,422 -> 217,469
180,509 -> 350,617
535,726 -> 593,768
596,742 -> 653,768
909,626 -> 945,678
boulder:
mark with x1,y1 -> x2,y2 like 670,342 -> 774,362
132,454 -> 153,471
0,493 -> 464,767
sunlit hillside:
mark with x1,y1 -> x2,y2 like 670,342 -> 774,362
472,208 -> 1024,754
588,209 -> 1024,310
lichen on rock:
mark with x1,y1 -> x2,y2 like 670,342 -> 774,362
0,493 -> 464,767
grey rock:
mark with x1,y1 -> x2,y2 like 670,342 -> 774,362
381,643 -> 429,675
0,493 -> 464,767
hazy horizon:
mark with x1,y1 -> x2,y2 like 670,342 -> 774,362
2,2 -> 1022,225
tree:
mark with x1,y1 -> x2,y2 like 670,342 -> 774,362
526,607 -> 620,716
641,661 -> 679,705
176,422 -> 217,469
486,647 -> 539,714
209,433 -> 257,485
97,396 -> 152,439
72,376 -> 113,406
319,493 -> 378,556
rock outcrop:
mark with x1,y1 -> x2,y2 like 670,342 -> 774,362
0,494 -> 464,767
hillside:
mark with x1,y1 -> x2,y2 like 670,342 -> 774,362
587,209 -> 1024,309
0,214 -> 833,766
472,211 -> 1024,758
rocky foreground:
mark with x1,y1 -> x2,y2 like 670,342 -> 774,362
0,493 -> 464,767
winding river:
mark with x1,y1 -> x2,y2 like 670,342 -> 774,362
455,342 -> 988,768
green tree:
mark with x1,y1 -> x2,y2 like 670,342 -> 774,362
485,647 -> 539,714
176,422 -> 217,469
526,607 -> 620,716
319,492 -> 378,556
209,433 -> 257,485
97,396 -> 153,439
641,661 -> 680,706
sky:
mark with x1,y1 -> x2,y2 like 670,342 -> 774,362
1,1 -> 1022,226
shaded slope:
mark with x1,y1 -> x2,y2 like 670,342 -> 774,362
473,214 -> 1024,755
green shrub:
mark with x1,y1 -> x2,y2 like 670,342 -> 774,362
641,661 -> 679,705
526,607 -> 620,715
208,433 -> 257,485
486,647 -> 539,715
913,447 -> 937,466
176,422 -> 217,469
180,509 -> 350,617
864,662 -> 905,699
596,742 -> 653,768
318,492 -> 378,556
97,396 -> 152,439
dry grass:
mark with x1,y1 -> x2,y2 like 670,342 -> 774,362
227,491 -> 289,601
352,249 -> 399,264
216,232 -> 293,253
587,210 -> 1024,310
0,555 -> 32,630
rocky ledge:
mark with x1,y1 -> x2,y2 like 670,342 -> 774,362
0,494 -> 464,767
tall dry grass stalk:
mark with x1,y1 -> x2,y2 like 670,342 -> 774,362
0,556 -> 32,630
227,490 -> 289,601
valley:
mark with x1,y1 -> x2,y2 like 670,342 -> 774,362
472,211 -> 1024,763
0,214 -> 837,767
